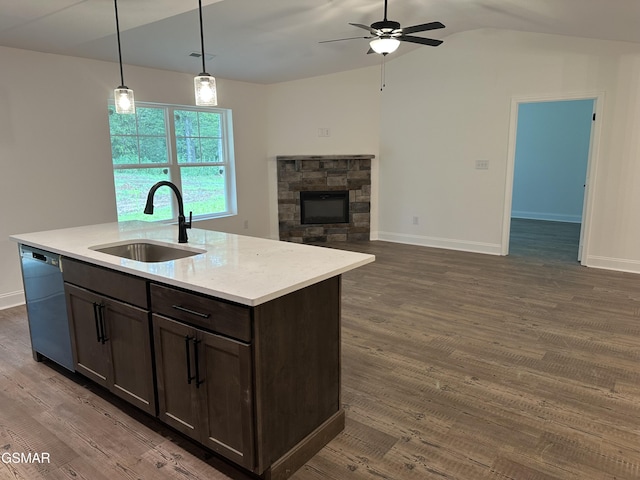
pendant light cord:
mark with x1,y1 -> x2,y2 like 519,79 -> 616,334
114,0 -> 125,86
198,0 -> 207,73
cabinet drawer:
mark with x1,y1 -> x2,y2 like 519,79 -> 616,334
62,257 -> 148,309
150,283 -> 251,342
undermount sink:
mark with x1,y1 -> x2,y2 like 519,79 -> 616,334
90,241 -> 205,263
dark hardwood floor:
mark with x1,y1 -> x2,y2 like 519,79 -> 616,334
2,224 -> 640,479
509,218 -> 582,263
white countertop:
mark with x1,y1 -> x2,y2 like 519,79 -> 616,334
10,222 -> 375,306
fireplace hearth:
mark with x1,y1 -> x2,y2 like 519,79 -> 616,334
276,154 -> 373,243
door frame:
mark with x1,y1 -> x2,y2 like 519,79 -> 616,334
500,91 -> 605,263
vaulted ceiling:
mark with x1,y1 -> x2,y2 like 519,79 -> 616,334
1,0 -> 640,84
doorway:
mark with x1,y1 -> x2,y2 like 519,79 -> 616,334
501,93 -> 604,263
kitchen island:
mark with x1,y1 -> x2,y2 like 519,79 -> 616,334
10,222 -> 374,479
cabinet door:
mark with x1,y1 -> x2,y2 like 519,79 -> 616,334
152,314 -> 200,439
105,299 -> 156,415
198,331 -> 254,470
65,284 -> 109,386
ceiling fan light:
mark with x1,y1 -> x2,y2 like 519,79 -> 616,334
370,37 -> 400,54
194,74 -> 218,106
114,87 -> 135,114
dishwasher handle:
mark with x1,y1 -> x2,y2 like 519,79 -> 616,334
20,245 -> 62,271
32,252 -> 47,262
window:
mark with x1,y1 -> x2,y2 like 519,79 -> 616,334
108,102 -> 236,222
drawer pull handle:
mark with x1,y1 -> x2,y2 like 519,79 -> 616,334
172,305 -> 210,319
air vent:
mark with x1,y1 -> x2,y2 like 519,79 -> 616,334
189,52 -> 215,60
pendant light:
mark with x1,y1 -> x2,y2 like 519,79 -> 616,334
113,0 -> 135,114
194,0 -> 218,106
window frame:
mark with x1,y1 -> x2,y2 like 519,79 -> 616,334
108,101 -> 237,223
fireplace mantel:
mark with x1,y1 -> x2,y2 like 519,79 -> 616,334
276,155 -> 375,161
276,154 -> 374,243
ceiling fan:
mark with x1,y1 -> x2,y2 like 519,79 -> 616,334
320,0 -> 445,55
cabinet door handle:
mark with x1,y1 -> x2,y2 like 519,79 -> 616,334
185,335 -> 195,385
97,304 -> 108,344
194,339 -> 204,388
172,305 -> 210,319
93,303 -> 101,343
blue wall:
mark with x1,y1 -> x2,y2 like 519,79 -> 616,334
512,99 -> 594,223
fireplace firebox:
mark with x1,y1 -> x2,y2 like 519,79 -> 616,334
300,191 -> 349,225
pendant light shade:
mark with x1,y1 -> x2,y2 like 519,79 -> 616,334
113,0 -> 135,114
195,0 -> 217,106
194,74 -> 217,106
370,37 -> 400,55
115,87 -> 135,114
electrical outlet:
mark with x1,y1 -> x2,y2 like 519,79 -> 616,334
412,216 -> 419,225
475,160 -> 489,170
318,128 -> 330,137
243,220 -> 249,229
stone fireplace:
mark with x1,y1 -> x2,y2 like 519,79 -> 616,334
276,154 -> 373,243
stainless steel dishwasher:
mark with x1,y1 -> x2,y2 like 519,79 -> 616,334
19,245 -> 74,371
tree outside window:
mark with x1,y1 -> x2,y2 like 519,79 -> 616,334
108,103 -> 236,222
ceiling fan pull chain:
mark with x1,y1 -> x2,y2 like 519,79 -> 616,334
383,55 -> 386,90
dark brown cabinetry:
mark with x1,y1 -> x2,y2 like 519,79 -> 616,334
63,259 -> 156,415
153,314 -> 254,468
151,277 -> 344,479
60,256 -> 344,479
151,284 -> 254,469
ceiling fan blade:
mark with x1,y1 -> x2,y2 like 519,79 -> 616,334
401,21 -> 445,35
319,36 -> 371,44
349,22 -> 378,35
398,35 -> 443,47
367,47 -> 375,54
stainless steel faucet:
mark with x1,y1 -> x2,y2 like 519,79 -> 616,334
144,181 -> 192,243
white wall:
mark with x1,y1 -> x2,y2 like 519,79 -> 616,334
378,29 -> 640,271
265,66 -> 381,239
0,46 -> 269,308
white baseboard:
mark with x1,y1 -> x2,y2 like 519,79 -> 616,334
511,211 -> 582,223
0,290 -> 25,310
376,231 -> 502,255
585,256 -> 640,275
